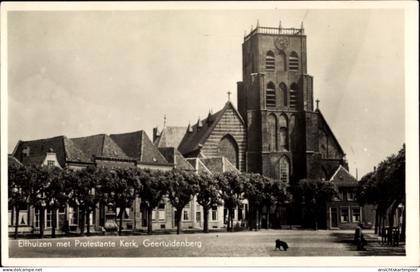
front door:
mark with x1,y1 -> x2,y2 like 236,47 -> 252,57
331,207 -> 338,228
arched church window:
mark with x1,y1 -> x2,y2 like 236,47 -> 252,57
266,82 -> 276,108
218,134 -> 239,169
279,82 -> 288,107
279,156 -> 290,183
265,51 -> 275,71
279,115 -> 288,151
267,114 -> 278,151
278,50 -> 286,71
290,83 -> 298,110
289,51 -> 299,71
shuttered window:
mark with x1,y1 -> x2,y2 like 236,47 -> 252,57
265,51 -> 275,71
266,82 -> 276,108
289,51 -> 299,71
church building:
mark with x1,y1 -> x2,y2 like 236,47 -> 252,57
9,23 -> 367,234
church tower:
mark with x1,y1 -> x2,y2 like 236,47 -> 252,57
237,23 -> 316,183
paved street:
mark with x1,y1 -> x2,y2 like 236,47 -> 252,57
9,229 -> 405,258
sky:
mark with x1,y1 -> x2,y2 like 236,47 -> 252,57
7,8 -> 405,177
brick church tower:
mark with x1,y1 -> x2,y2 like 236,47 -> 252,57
237,23 -> 348,185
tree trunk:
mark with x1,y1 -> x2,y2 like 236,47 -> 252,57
14,207 -> 20,239
80,209 -> 85,235
203,206 -> 209,233
51,208 -> 56,238
374,209 -> 379,234
230,208 -> 234,232
256,208 -> 259,231
147,208 -> 153,234
388,201 -> 399,245
86,210 -> 91,236
40,207 -> 45,239
175,209 -> 182,235
401,203 -> 406,241
118,205 -> 124,236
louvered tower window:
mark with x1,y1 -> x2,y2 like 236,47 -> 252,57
289,51 -> 299,71
265,51 -> 275,71
290,83 -> 298,110
266,82 -> 276,108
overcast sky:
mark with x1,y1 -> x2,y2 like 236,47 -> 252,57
7,8 -> 405,177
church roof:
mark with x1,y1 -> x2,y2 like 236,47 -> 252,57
329,165 -> 357,187
154,126 -> 187,148
316,109 -> 345,155
12,136 -> 90,167
200,156 -> 240,174
158,147 -> 194,171
178,101 -> 244,156
71,134 -> 130,161
110,130 -> 168,164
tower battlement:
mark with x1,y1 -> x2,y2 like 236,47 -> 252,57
244,26 -> 305,41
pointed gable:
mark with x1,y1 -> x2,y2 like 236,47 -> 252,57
110,130 -> 168,164
316,109 -> 345,156
154,126 -> 187,148
330,165 -> 357,187
158,147 -> 194,171
178,101 -> 245,157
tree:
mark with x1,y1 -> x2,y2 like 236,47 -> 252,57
112,168 -> 141,236
138,169 -> 168,234
8,164 -> 31,239
243,173 -> 267,230
167,169 -> 199,234
196,173 -> 221,233
357,145 -> 405,241
293,179 -> 337,229
43,166 -> 67,238
217,171 -> 244,232
67,166 -> 98,235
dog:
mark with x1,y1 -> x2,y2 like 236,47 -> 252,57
275,239 -> 289,251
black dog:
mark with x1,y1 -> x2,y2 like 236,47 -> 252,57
275,239 -> 289,251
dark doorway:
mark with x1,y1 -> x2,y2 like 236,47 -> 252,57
331,207 -> 338,228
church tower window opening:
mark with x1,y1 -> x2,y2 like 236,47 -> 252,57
289,51 -> 299,71
279,156 -> 290,183
265,51 -> 275,71
266,82 -> 276,108
290,83 -> 298,110
267,114 -> 278,151
279,115 -> 288,151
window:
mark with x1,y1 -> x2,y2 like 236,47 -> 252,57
279,115 -> 288,151
352,207 -> 361,222
290,83 -> 298,110
279,83 -> 288,107
279,157 -> 290,183
289,51 -> 299,71
340,207 -> 349,223
266,82 -> 276,108
158,210 -> 165,221
196,212 -> 201,222
212,207 -> 217,221
347,192 -> 356,201
265,51 -> 275,71
46,209 -> 52,228
184,202 -> 190,209
47,160 -> 55,166
267,114 -> 278,151
183,210 -> 189,221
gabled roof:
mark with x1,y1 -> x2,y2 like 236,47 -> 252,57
154,126 -> 187,148
110,130 -> 168,164
200,156 -> 240,174
12,136 -> 90,167
158,147 -> 194,171
71,134 -> 130,161
316,109 -> 345,155
178,101 -> 244,155
329,165 -> 357,187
